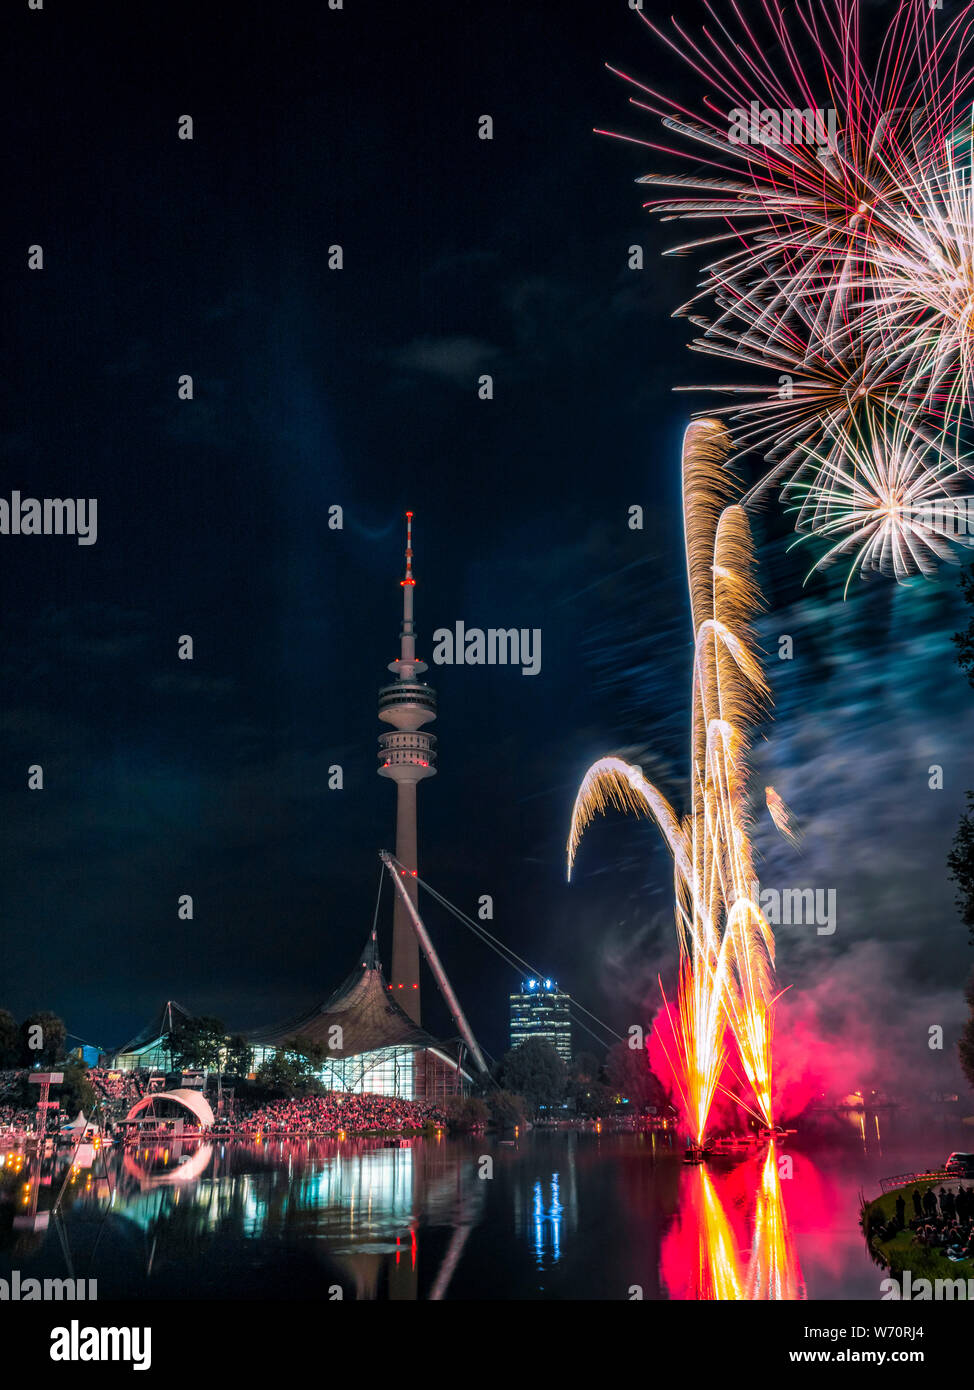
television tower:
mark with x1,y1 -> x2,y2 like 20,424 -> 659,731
377,512 -> 436,1024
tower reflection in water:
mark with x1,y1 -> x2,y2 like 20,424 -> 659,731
663,1145 -> 806,1300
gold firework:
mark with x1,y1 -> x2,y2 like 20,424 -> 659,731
568,420 -> 776,1142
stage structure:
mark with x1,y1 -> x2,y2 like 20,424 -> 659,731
121,1088 -> 215,1134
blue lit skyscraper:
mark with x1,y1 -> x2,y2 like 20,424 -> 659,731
509,979 -> 572,1063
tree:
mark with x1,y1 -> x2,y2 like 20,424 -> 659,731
565,1052 -> 604,1116
0,1010 -> 18,1067
605,1039 -> 666,1113
225,1034 -> 254,1076
948,792 -> 974,946
253,1037 -> 323,1098
496,1038 -> 566,1116
59,1061 -> 96,1120
288,1036 -> 327,1072
960,971 -> 974,1093
170,1016 -> 226,1071
443,1096 -> 489,1132
19,1011 -> 66,1067
952,563 -> 974,687
487,1090 -> 527,1130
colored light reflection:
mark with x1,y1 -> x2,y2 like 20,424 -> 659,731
531,1173 -> 563,1268
662,1145 -> 807,1300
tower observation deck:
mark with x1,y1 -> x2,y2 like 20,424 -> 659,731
377,512 -> 436,1024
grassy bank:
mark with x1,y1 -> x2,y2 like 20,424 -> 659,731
862,1180 -> 973,1281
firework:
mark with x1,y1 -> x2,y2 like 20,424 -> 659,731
602,0 -> 974,582
765,786 -> 801,850
855,141 -> 974,437
785,403 -> 974,591
568,420 -> 776,1141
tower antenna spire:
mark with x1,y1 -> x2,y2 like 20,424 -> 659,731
403,510 -> 414,585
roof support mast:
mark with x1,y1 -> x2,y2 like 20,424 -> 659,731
379,850 -> 488,1075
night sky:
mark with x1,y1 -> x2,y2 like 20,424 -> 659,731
3,0 -> 973,1095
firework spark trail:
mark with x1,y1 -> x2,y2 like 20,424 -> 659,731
567,420 -> 775,1142
765,785 -> 801,849
603,0 -> 974,585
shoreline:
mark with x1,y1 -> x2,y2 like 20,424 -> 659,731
862,1178 -> 974,1282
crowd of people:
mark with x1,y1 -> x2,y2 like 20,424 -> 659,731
0,1073 -> 34,1133
1,1067 -> 145,1136
0,1100 -> 34,1133
0,1066 -> 452,1140
90,1069 -> 145,1109
871,1184 -> 974,1263
228,1092 -> 449,1136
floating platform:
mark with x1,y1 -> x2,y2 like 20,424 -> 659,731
709,1134 -> 756,1151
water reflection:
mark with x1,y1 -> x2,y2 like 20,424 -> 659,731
663,1146 -> 806,1299
0,1126 -> 964,1299
531,1173 -> 563,1266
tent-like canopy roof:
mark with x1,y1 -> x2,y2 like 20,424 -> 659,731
248,932 -> 446,1057
125,1088 -> 215,1129
116,1000 -> 192,1057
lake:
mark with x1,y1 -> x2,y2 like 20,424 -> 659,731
1,1113 -> 969,1300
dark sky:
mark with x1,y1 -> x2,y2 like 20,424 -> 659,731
3,0 -> 973,1094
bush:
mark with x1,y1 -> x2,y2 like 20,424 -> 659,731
487,1090 -> 526,1130
60,1061 -> 96,1119
495,1038 -> 565,1116
443,1095 -> 489,1133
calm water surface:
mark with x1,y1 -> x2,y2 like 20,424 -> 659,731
1,1115 -> 969,1300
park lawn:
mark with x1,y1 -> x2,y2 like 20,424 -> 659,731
863,1180 -> 974,1280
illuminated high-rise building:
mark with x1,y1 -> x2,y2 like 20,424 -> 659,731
377,512 -> 437,1024
509,978 -> 573,1064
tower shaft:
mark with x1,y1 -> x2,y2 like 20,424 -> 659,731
390,780 -> 420,1012
378,512 -> 436,1025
